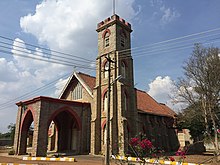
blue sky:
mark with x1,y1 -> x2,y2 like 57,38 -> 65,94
0,0 -> 220,133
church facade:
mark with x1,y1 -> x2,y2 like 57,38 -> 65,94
13,14 -> 179,157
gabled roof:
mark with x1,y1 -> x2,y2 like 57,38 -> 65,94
136,89 -> 176,117
77,72 -> 96,90
59,72 -> 96,99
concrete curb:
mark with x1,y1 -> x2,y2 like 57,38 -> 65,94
0,163 -> 38,165
112,155 -> 204,165
22,156 -> 76,162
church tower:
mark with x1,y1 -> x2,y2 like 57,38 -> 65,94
91,14 -> 138,155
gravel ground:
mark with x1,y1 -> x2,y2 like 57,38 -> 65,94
0,148 -> 220,165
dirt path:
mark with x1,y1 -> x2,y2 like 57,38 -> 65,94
0,150 -> 219,165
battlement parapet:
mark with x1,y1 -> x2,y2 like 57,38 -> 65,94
97,14 -> 131,31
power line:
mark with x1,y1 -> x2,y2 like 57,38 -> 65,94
119,27 -> 220,53
0,40 -> 95,64
1,27 -> 220,67
0,71 -> 73,111
117,35 -> 220,61
0,35 -> 94,63
0,48 -> 96,70
121,32 -> 220,56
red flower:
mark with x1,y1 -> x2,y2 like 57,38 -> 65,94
175,148 -> 186,156
130,138 -> 139,146
138,139 -> 153,149
169,157 -> 175,161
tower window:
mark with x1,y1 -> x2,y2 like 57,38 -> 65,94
104,61 -> 109,78
105,37 -> 109,47
121,61 -> 126,78
120,29 -> 126,47
123,92 -> 128,112
121,36 -> 125,47
103,92 -> 108,112
104,31 -> 110,47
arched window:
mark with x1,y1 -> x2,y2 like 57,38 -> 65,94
121,35 -> 125,47
104,32 -> 110,47
121,61 -> 126,78
104,61 -> 109,78
120,30 -> 126,47
123,91 -> 128,112
103,92 -> 108,113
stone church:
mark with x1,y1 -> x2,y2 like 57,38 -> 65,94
13,14 -> 179,157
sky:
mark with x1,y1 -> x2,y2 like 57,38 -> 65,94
1,0 -> 220,133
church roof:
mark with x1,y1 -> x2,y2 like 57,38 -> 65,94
60,72 -> 176,117
136,89 -> 176,117
77,72 -> 96,90
59,72 -> 96,99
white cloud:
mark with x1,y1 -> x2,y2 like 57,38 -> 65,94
149,1 -> 180,26
147,76 -> 186,112
20,0 -> 137,57
160,6 -> 180,25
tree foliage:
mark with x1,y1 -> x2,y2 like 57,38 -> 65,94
0,123 -> 15,142
177,103 -> 205,141
176,44 -> 220,153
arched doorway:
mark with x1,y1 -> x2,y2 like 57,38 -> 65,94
48,108 -> 81,154
19,110 -> 34,155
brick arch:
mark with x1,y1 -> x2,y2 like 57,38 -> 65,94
102,88 -> 108,99
47,106 -> 82,131
102,28 -> 111,38
102,58 -> 108,68
101,120 -> 106,129
20,108 -> 35,132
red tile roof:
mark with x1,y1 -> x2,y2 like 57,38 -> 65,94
159,103 -> 177,117
136,89 -> 175,117
76,73 -> 175,117
78,72 -> 96,90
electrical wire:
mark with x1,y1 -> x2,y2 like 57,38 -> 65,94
0,48 -> 96,70
118,27 -> 220,53
0,35 -> 94,63
0,71 -> 73,111
0,40 -> 95,64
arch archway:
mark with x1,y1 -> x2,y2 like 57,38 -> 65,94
19,110 -> 34,154
47,107 -> 82,153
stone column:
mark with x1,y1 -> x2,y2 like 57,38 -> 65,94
31,102 -> 48,157
14,106 -> 22,155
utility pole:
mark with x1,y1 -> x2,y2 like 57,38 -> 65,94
104,54 -> 115,165
104,53 -> 122,165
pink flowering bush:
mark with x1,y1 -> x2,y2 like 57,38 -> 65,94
128,133 -> 164,163
175,148 -> 187,163
114,133 -> 188,164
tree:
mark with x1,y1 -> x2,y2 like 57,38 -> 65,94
7,123 -> 16,142
177,103 -> 206,141
176,44 -> 220,154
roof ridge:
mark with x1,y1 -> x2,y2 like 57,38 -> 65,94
78,72 -> 95,78
135,88 -> 147,93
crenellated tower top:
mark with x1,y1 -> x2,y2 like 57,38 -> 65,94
96,14 -> 132,33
